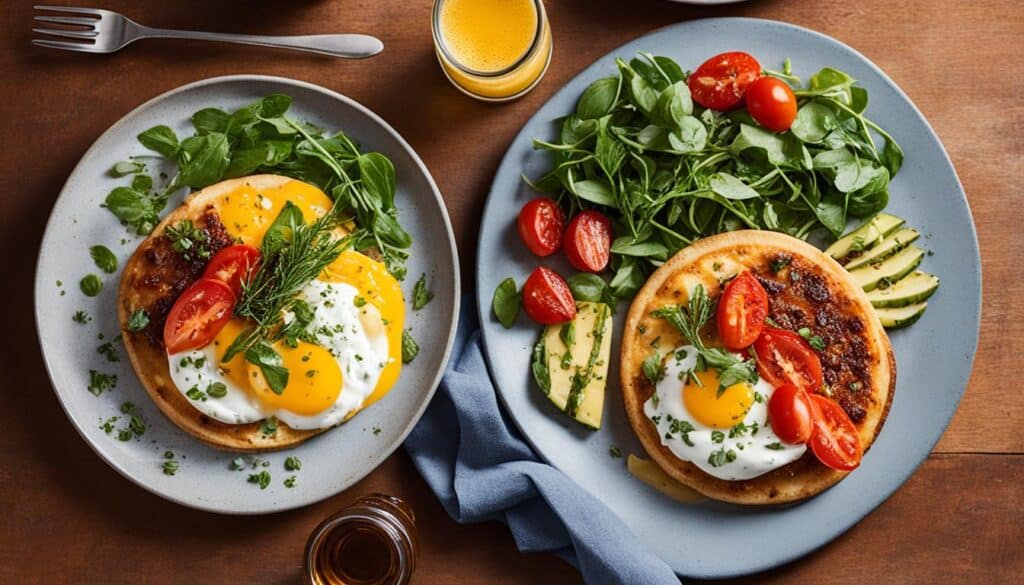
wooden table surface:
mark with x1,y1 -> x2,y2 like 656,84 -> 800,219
1,0 -> 1021,582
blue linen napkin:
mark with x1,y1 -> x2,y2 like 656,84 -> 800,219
404,299 -> 679,584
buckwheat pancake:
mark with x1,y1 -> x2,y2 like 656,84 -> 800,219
118,176 -> 331,452
621,230 -> 895,504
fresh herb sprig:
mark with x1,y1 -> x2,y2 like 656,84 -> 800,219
650,284 -> 757,395
527,54 -> 902,300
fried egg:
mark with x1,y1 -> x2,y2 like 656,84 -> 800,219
166,179 -> 405,430
644,346 -> 805,481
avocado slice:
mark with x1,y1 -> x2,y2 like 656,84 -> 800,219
866,270 -> 939,308
844,227 -> 920,270
876,302 -> 928,329
848,245 -> 924,291
825,213 -> 905,261
532,302 -> 611,429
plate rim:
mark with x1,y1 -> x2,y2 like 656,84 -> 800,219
33,74 -> 461,515
475,16 -> 981,577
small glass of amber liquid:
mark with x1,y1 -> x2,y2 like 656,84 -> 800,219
304,494 -> 417,585
431,0 -> 553,101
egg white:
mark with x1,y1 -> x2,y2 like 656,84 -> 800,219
167,279 -> 389,430
644,345 -> 806,481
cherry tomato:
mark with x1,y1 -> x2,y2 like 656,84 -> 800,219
768,384 -> 814,444
564,210 -> 613,272
521,267 -> 577,325
745,76 -> 798,132
201,244 -> 261,296
808,394 -> 863,471
688,51 -> 762,111
753,328 -> 824,393
517,198 -> 565,257
716,271 -> 769,350
163,278 -> 236,354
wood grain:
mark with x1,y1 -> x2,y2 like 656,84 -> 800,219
0,0 -> 1021,582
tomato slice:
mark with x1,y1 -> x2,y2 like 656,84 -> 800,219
517,198 -> 565,257
808,394 -> 863,471
163,278 -> 236,354
564,210 -> 612,272
745,76 -> 798,132
201,244 -> 261,297
688,51 -> 762,111
753,328 -> 824,393
522,267 -> 577,325
716,271 -> 769,350
767,384 -> 814,444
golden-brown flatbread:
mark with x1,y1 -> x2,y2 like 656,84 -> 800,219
620,230 -> 895,504
118,175 -> 323,452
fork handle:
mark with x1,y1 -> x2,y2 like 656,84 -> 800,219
134,26 -> 383,58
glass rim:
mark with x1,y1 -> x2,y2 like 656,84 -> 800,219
431,0 -> 546,79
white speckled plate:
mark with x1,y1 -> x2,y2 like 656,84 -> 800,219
476,18 -> 980,578
34,76 -> 459,514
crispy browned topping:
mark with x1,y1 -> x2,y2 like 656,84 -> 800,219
754,257 -> 874,422
129,207 -> 234,346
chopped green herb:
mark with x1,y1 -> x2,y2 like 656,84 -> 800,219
165,220 -> 211,263
230,456 -> 247,471
127,309 -> 150,331
373,426 -> 382,435
708,448 -> 737,467
162,460 -> 179,476
641,352 -> 665,383
284,475 -> 297,488
711,430 -> 725,444
163,450 -> 174,459
80,274 -> 103,297
412,273 -> 434,310
608,446 -> 623,459
185,386 -> 206,401
97,341 -> 119,363
73,310 -> 91,324
248,470 -> 271,489
261,416 -> 278,435
766,442 -> 785,450
205,382 -> 226,398
89,245 -> 118,274
353,296 -> 367,308
284,456 -> 302,471
401,329 -> 419,364
770,256 -> 792,272
87,370 -> 117,395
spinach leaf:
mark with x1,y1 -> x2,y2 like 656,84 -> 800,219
192,108 -> 231,135
492,278 -> 521,328
576,77 -> 619,120
358,153 -> 397,210
709,172 -> 760,200
177,133 -> 230,188
137,125 -> 179,159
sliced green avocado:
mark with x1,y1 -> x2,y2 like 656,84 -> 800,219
844,227 -> 920,270
876,302 -> 928,329
532,302 -> 611,430
825,213 -> 905,261
866,270 -> 939,308
848,245 -> 924,291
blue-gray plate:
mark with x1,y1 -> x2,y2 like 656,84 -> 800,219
35,76 -> 459,514
475,18 -> 980,578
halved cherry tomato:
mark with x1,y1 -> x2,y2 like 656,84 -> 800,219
753,328 -> 823,393
768,384 -> 814,444
517,198 -> 565,257
564,210 -> 612,272
716,271 -> 769,350
808,394 -> 862,471
522,267 -> 576,325
202,244 -> 261,296
688,51 -> 762,111
163,278 -> 235,354
745,76 -> 798,132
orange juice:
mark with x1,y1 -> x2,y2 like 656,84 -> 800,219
432,0 -> 552,101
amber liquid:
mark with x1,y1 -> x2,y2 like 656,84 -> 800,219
310,521 -> 397,585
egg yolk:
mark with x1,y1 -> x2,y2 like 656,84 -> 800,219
214,180 -> 334,245
211,319 -> 343,416
682,369 -> 755,429
322,249 -> 405,408
246,341 -> 343,416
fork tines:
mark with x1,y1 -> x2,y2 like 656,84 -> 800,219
32,5 -> 102,51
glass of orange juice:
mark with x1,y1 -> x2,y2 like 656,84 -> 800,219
431,0 -> 553,102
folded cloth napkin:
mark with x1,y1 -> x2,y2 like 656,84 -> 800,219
404,299 -> 679,584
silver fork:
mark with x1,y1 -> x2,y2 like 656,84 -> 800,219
32,4 -> 383,58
